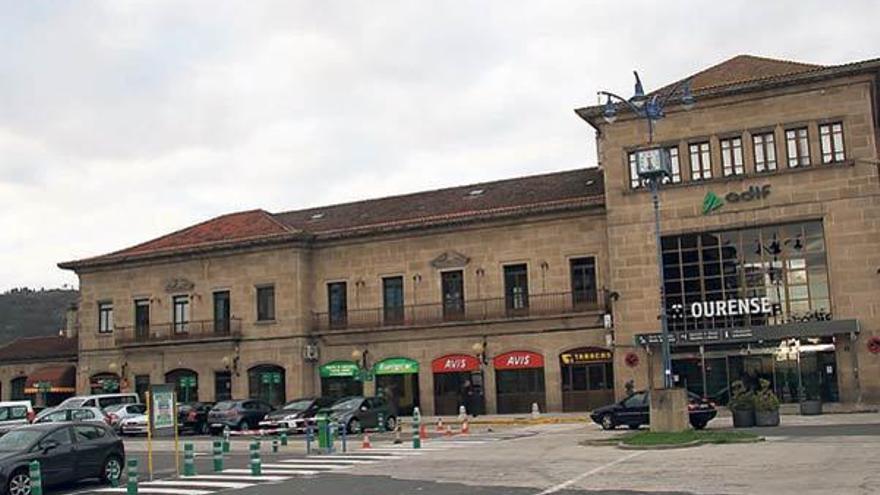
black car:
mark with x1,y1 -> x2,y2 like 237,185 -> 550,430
323,396 -> 396,434
0,422 -> 124,495
589,390 -> 717,430
178,402 -> 214,435
259,397 -> 338,433
207,400 -> 274,434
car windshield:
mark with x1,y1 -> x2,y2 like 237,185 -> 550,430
103,404 -> 126,413
61,398 -> 87,408
0,430 -> 42,451
282,400 -> 313,411
212,401 -> 236,411
330,398 -> 362,411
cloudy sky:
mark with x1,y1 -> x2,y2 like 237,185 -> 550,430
1,1 -> 877,291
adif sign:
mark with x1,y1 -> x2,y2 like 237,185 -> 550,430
688,297 -> 773,318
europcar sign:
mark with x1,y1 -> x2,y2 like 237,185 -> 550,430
702,185 -> 771,214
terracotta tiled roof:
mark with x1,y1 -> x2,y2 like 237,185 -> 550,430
0,335 -> 78,363
576,54 -> 880,125
59,168 -> 604,269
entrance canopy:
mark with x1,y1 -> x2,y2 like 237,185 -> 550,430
374,357 -> 419,375
319,361 -> 360,378
494,351 -> 544,370
431,354 -> 480,373
25,365 -> 76,394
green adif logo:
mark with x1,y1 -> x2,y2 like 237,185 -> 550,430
702,191 -> 724,214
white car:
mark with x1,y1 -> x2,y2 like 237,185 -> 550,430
120,414 -> 149,435
0,401 -> 34,435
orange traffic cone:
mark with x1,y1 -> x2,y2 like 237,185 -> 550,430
461,418 -> 470,435
419,423 -> 428,440
362,432 -> 372,449
444,426 -> 453,437
436,418 -> 445,433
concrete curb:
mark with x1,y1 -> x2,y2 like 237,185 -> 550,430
616,437 -> 765,450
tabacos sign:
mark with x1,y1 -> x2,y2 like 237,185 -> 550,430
493,351 -> 544,370
702,184 -> 771,214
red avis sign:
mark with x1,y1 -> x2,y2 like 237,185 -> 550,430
493,351 -> 544,370
431,354 -> 480,373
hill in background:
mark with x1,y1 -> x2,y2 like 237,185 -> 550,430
0,287 -> 79,346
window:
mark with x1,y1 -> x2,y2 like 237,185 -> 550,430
327,282 -> 347,328
382,276 -> 405,325
10,377 -> 26,400
752,132 -> 777,172
819,122 -> 845,163
785,127 -> 811,168
720,137 -> 744,177
172,296 -> 190,334
74,425 -> 105,441
98,302 -> 113,333
134,299 -> 149,337
43,427 -> 74,446
214,371 -> 232,402
441,271 -> 465,320
256,286 -> 275,321
135,375 -> 150,403
504,264 -> 529,313
628,147 -> 681,189
70,409 -> 96,421
213,291 -> 231,333
688,142 -> 712,180
623,392 -> 647,408
570,257 -> 598,308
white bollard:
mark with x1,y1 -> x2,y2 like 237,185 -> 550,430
458,405 -> 467,421
531,402 -> 540,419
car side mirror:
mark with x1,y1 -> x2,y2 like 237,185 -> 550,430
40,439 -> 60,453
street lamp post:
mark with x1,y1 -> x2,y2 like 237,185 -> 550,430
599,71 -> 695,389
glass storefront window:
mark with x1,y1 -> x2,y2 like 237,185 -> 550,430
662,220 -> 831,331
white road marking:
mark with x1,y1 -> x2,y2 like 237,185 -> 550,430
281,458 -> 375,464
222,468 -> 320,475
145,480 -> 254,489
261,463 -> 350,470
91,488 -> 212,495
187,474 -> 291,481
307,454 -> 405,460
534,452 -> 645,495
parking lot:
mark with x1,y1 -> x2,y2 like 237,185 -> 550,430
13,411 -> 872,495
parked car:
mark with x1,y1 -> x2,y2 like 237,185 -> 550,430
590,390 -> 718,430
34,407 -> 110,426
178,402 -> 215,435
259,397 -> 338,432
207,400 -> 274,434
0,402 -> 34,436
105,404 -> 148,432
57,393 -> 140,411
119,414 -> 148,436
324,396 -> 396,434
0,422 -> 124,495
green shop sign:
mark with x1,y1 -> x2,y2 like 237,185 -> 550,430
702,185 -> 771,215
319,361 -> 360,378
261,372 -> 283,385
373,357 -> 419,375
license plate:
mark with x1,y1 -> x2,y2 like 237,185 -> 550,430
211,423 -> 223,428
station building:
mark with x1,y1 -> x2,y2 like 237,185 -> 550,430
57,54 -> 880,413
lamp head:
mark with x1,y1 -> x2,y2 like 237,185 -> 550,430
602,95 -> 618,124
630,70 -> 647,108
351,349 -> 363,361
681,82 -> 695,110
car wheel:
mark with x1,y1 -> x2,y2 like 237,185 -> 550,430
238,419 -> 249,431
102,455 -> 123,485
348,418 -> 361,434
600,414 -> 615,430
7,469 -> 31,495
385,416 -> 397,432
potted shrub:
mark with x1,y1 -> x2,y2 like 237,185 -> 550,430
754,378 -> 781,427
728,380 -> 755,428
799,378 -> 823,416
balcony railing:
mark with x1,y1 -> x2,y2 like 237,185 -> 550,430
312,291 -> 603,332
115,318 -> 243,345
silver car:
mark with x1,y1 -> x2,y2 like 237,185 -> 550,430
120,413 -> 148,435
105,403 -> 147,432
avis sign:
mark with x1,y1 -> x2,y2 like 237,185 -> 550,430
431,354 -> 479,373
703,185 -> 771,215
493,351 -> 544,370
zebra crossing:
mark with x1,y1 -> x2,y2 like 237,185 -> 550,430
83,438 -> 494,495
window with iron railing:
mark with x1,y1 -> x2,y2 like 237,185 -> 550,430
441,270 -> 465,320
328,282 -> 348,328
382,276 -> 405,325
173,295 -> 190,334
504,264 -> 529,315
98,302 -> 114,334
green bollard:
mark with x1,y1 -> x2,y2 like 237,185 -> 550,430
378,412 -> 386,433
29,460 -> 42,495
249,441 -> 262,476
213,440 -> 224,472
272,438 -> 279,453
412,406 -> 422,449
126,458 -> 138,495
183,442 -> 196,476
317,413 -> 329,451
280,431 -> 288,446
223,427 -> 231,453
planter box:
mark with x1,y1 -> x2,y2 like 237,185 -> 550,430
731,409 -> 755,428
800,400 -> 823,416
755,409 -> 780,427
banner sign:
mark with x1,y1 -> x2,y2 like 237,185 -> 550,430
431,354 -> 480,373
493,351 -> 544,370
670,297 -> 774,320
560,348 -> 613,365
151,384 -> 176,430
319,361 -> 360,378
373,357 -> 419,375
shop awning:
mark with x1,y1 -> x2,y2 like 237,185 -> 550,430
374,357 -> 419,375
24,365 -> 76,394
319,361 -> 360,378
494,351 -> 544,370
432,354 -> 480,373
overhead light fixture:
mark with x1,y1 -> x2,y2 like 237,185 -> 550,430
602,95 -> 618,124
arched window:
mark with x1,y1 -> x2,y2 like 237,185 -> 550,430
10,376 -> 27,400
90,373 -> 120,394
165,369 -> 199,403
248,365 -> 285,406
